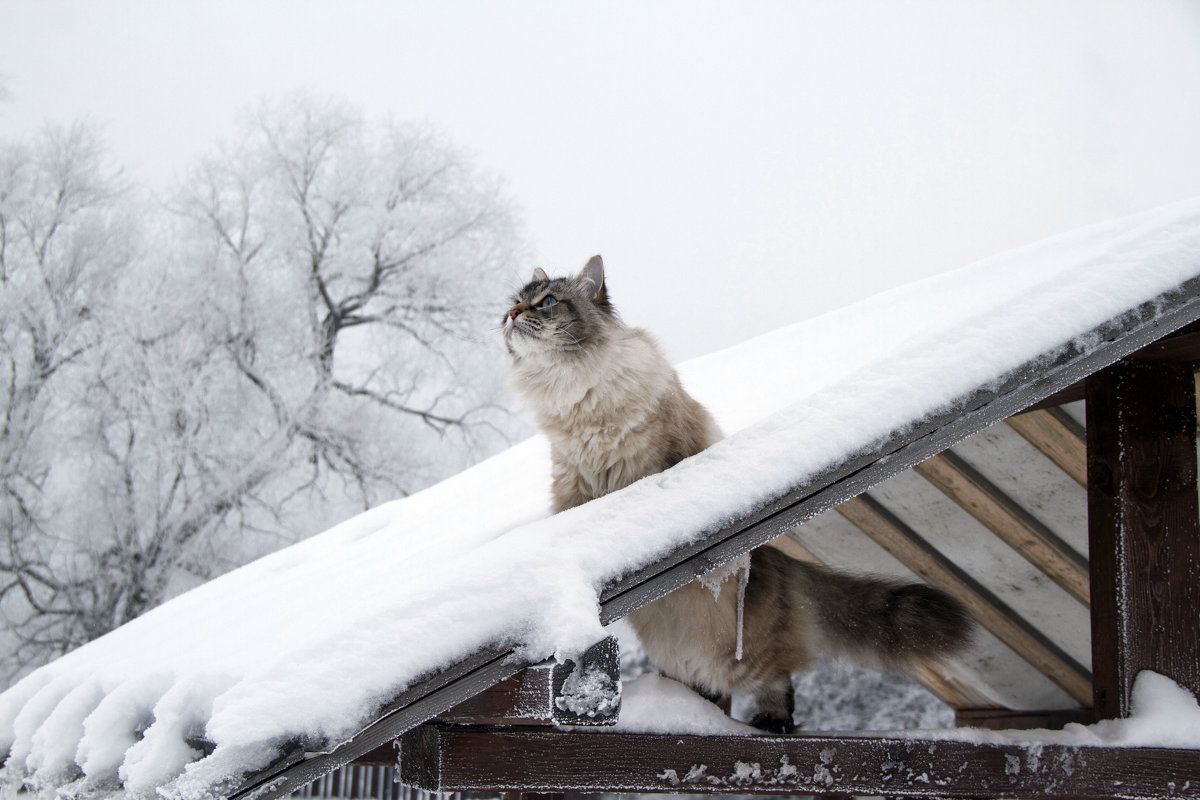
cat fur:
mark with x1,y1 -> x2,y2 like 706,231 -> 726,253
503,255 -> 971,733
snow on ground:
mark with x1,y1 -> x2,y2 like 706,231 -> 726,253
612,670 -> 1200,750
910,671 -> 1200,748
3,198 -> 1200,799
611,675 -> 758,736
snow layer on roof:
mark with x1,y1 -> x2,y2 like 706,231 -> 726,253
3,198 -> 1200,799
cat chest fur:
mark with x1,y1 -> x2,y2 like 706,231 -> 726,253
511,329 -> 707,503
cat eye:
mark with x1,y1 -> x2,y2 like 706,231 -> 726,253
539,296 -> 558,309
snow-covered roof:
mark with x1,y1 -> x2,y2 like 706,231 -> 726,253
3,198 -> 1200,800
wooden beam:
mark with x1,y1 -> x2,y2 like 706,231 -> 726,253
1006,408 -> 1088,487
1021,384 -> 1086,412
836,494 -> 1093,705
399,725 -> 1200,798
765,533 -> 821,563
914,451 -> 1090,605
905,661 -> 1000,709
1086,360 -> 1200,719
433,637 -> 619,728
1126,319 -> 1200,363
953,707 -> 1092,731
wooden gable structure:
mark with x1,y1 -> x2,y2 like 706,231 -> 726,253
226,276 -> 1200,800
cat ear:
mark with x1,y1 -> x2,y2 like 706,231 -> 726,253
531,267 -> 549,283
578,255 -> 606,303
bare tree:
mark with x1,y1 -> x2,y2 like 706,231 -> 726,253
0,100 -> 526,680
170,95 -> 523,508
0,122 -> 140,663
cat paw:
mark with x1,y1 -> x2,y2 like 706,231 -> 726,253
749,713 -> 795,734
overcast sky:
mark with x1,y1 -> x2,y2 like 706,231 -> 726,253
4,0 -> 1200,361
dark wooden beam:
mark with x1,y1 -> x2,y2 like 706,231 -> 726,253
398,725 -> 1200,799
1126,319 -> 1200,363
836,494 -> 1093,705
1020,320 -> 1200,412
1086,360 -> 1200,719
954,707 -> 1093,730
432,637 -> 619,728
1021,382 -> 1087,412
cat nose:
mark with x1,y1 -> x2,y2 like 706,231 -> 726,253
509,303 -> 526,320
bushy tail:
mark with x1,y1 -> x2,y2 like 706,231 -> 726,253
795,560 -> 973,667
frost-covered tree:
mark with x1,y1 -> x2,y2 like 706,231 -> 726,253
0,122 -> 141,663
169,96 -> 523,507
0,101 -> 526,681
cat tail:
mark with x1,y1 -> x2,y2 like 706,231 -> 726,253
794,559 -> 973,668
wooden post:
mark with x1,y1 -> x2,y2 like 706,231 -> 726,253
1086,359 -> 1200,720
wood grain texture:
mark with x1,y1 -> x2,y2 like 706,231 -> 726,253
836,494 -> 1093,705
1007,409 -> 1088,487
954,707 -> 1093,730
1086,360 -> 1200,719
914,450 -> 1090,604
399,725 -> 1200,798
433,636 -> 619,727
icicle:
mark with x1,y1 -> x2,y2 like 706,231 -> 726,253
698,553 -> 749,601
735,555 -> 749,661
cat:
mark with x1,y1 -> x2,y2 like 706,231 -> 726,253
503,255 -> 971,733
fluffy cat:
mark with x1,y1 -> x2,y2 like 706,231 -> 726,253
503,256 -> 971,733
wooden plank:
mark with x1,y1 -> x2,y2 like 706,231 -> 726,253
914,451 -> 1090,605
1086,360 -> 1200,720
954,707 -> 1092,731
1021,383 -> 1087,412
905,661 -> 999,709
434,637 -> 619,728
1022,321 -> 1200,412
230,278 -> 1200,800
765,533 -> 822,563
399,725 -> 1200,798
836,494 -> 1094,705
1006,408 -> 1088,487
1126,319 -> 1200,362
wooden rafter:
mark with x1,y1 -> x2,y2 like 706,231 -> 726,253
913,450 -> 1090,605
835,494 -> 1093,705
1006,408 -> 1087,487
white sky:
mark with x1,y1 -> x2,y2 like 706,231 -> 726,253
3,0 -> 1200,360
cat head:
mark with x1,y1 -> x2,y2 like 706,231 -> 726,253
503,255 -> 617,359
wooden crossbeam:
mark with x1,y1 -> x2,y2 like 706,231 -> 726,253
836,494 -> 1093,705
399,725 -> 1200,798
434,637 -> 619,727
1006,408 -> 1087,487
914,451 -> 1090,605
1086,360 -> 1200,718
